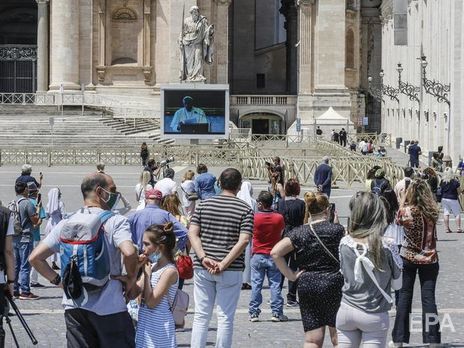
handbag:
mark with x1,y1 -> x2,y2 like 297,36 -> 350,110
181,186 -> 199,201
308,223 -> 340,264
176,254 -> 193,280
169,289 -> 190,329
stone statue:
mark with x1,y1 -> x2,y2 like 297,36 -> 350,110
179,6 -> 214,82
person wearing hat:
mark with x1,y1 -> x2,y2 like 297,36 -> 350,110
127,188 -> 187,252
169,96 -> 208,133
27,183 -> 47,288
154,168 -> 177,198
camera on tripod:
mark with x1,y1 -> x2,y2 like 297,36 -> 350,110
159,156 -> 175,168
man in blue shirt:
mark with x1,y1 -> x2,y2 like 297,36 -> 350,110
314,156 -> 333,198
127,188 -> 187,251
16,164 -> 42,189
408,140 -> 422,168
194,163 -> 217,200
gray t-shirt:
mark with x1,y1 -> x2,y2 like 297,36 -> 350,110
16,195 -> 36,242
339,235 -> 402,313
43,207 -> 133,316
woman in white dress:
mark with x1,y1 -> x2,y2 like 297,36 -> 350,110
135,171 -> 153,211
237,181 -> 257,290
44,188 -> 65,270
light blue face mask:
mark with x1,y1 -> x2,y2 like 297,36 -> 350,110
148,251 -> 162,264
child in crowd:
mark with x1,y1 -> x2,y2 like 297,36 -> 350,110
135,223 -> 179,348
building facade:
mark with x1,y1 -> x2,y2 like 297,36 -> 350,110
0,0 -> 383,135
380,0 -> 463,163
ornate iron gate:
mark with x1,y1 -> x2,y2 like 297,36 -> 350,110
0,45 -> 37,93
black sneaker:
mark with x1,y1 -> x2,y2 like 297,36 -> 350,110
241,283 -> 252,290
286,300 -> 299,308
13,291 -> 19,299
31,282 -> 45,288
249,313 -> 259,322
271,313 -> 289,322
52,262 -> 60,270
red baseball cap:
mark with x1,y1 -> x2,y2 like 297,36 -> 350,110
145,188 -> 163,200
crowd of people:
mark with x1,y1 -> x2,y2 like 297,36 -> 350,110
0,151 -> 460,348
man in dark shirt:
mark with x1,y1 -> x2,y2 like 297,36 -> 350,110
339,128 -> 347,147
16,164 -> 42,189
142,158 -> 160,187
408,140 -> 422,168
314,156 -> 333,198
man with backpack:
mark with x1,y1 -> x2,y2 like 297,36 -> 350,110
0,202 -> 16,346
371,169 -> 399,212
10,181 -> 40,300
29,173 -> 138,347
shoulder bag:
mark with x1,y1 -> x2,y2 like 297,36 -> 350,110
308,223 -> 339,264
180,185 -> 199,201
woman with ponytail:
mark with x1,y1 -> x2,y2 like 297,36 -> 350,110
134,222 -> 179,348
336,192 -> 402,347
272,191 -> 344,348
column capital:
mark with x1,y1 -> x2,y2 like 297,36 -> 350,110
36,0 -> 49,4
213,0 -> 232,6
296,0 -> 315,7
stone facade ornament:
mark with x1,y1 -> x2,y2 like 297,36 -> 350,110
0,46 -> 37,61
96,66 -> 106,83
296,0 -> 315,7
179,6 -> 214,82
143,66 -> 153,84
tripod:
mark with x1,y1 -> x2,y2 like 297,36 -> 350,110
0,293 -> 38,347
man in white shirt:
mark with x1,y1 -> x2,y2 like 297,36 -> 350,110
154,168 -> 178,197
394,167 -> 414,204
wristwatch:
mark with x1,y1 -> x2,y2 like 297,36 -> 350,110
50,274 -> 61,286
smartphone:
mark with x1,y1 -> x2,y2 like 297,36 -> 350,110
328,203 -> 336,223
37,193 -> 42,205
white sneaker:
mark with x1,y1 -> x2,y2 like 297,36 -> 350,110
388,341 -> 403,348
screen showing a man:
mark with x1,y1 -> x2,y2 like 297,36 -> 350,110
170,96 -> 209,133
162,87 -> 227,137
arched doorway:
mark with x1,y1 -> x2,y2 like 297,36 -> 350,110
0,1 -> 37,93
240,112 -> 284,135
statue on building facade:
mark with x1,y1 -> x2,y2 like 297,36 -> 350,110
179,6 -> 214,82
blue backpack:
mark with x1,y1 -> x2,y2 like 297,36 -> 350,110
59,209 -> 113,299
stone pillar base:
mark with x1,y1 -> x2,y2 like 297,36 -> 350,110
49,83 -> 81,91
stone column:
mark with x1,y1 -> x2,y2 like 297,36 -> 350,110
49,0 -> 80,90
315,0 -> 346,90
213,0 -> 231,84
281,0 -> 298,95
36,0 -> 49,92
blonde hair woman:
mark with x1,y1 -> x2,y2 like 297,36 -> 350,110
337,192 -> 402,347
135,170 -> 152,211
272,192 -> 344,348
180,170 -> 196,218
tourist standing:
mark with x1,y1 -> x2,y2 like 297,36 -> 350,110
135,171 -> 153,211
180,170 -> 196,218
189,168 -> 254,348
277,179 -> 305,307
96,163 -> 105,174
16,164 -> 43,189
154,168 -> 178,198
144,159 -> 160,187
339,128 -> 347,147
392,180 -> 441,346
272,192 -> 344,348
128,189 -> 187,252
44,188 -> 65,270
28,183 -> 47,288
133,223 -> 179,348
249,191 -> 287,322
314,156 -> 333,198
408,140 -> 422,168
12,181 -> 40,300
394,167 -> 414,204
237,181 -> 257,290
194,163 -> 217,200
365,166 -> 381,191
439,167 -> 462,233
140,142 -> 149,167
29,173 -> 139,347
337,192 -> 402,347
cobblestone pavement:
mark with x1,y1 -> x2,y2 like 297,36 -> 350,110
0,165 -> 463,347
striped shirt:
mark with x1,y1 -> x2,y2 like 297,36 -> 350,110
191,195 -> 254,271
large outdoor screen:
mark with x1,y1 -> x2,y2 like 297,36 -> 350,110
160,84 -> 229,140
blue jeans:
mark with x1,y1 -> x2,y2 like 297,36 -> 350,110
13,237 -> 33,294
191,269 -> 242,348
249,254 -> 283,316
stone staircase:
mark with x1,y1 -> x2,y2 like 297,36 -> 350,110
0,105 -> 172,148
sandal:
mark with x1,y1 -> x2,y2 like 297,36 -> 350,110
445,229 -> 453,233
457,229 -> 463,233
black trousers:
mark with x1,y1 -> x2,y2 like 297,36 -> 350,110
339,137 -> 347,147
392,260 -> 441,344
65,309 -> 135,348
279,253 -> 298,302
